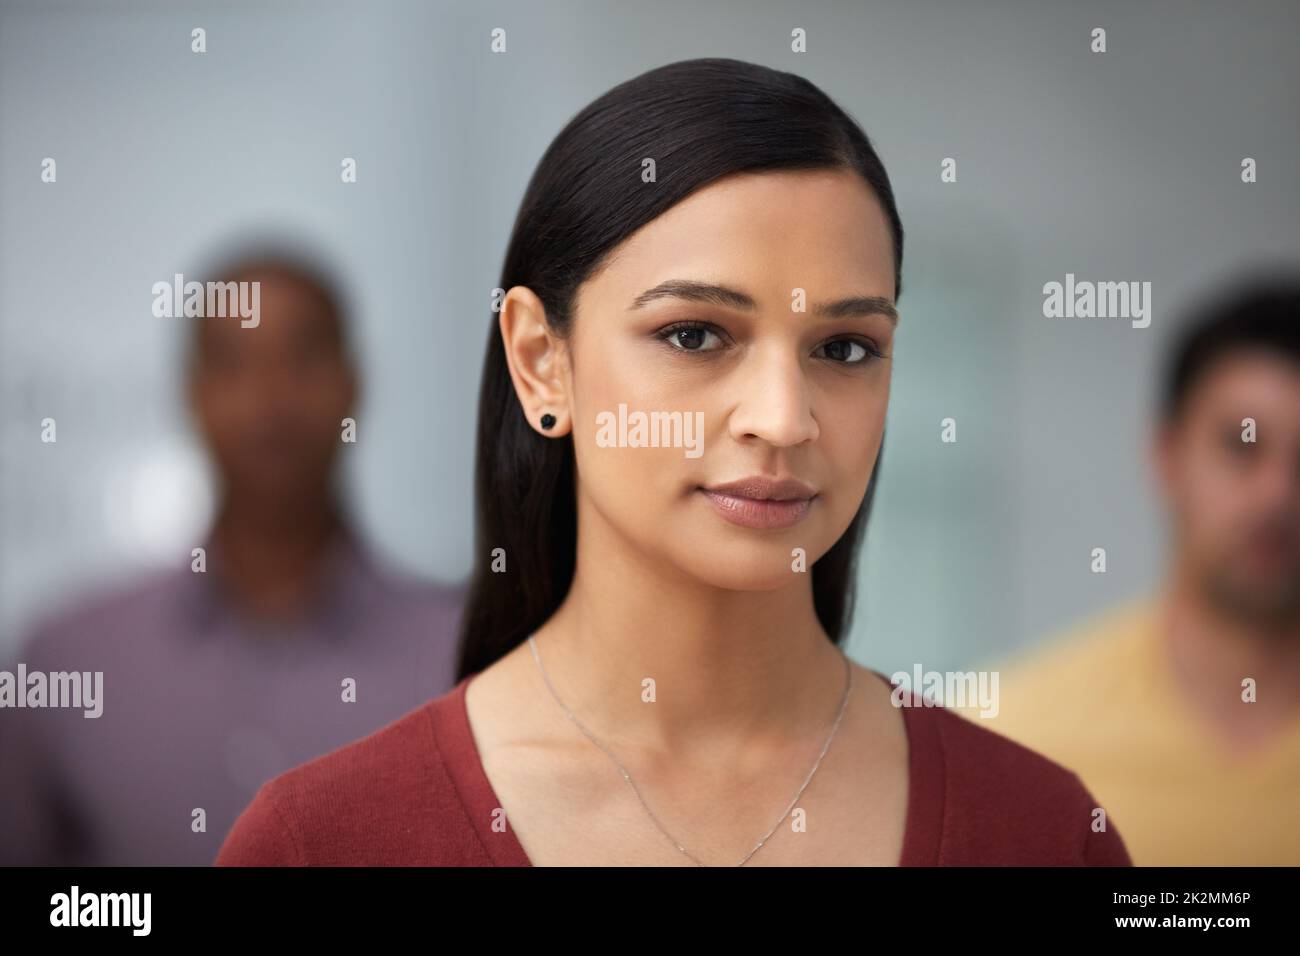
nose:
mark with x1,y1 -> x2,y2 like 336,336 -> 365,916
726,345 -> 820,448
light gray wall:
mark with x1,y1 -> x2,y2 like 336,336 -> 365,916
3,0 -> 1298,670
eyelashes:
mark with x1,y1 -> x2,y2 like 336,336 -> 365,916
653,320 -> 887,365
656,321 -> 726,353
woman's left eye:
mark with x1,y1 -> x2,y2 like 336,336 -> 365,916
816,338 -> 881,364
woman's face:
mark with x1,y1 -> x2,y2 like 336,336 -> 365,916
513,167 -> 897,592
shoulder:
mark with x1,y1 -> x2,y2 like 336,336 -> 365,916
215,683 -> 487,866
353,555 -> 468,646
14,567 -> 186,663
904,697 -> 1132,865
950,598 -> 1158,741
995,598 -> 1156,697
372,570 -> 466,615
353,541 -> 465,611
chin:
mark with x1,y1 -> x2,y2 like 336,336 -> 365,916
677,545 -> 814,592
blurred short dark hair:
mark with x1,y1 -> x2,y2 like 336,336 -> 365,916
185,236 -> 354,368
1159,272 -> 1300,422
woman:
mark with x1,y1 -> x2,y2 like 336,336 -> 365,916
217,57 -> 1132,866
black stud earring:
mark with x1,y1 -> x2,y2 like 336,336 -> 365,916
540,413 -> 556,430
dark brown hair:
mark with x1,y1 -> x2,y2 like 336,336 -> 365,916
457,57 -> 904,680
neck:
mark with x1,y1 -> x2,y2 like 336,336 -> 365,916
531,503 -> 850,761
1160,560 -> 1300,739
210,488 -> 343,621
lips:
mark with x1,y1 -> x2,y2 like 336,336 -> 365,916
698,475 -> 818,529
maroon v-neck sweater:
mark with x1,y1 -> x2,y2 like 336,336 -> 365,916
215,670 -> 1132,866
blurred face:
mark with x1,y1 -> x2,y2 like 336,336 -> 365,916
509,167 -> 897,590
188,268 -> 357,503
1155,349 -> 1300,625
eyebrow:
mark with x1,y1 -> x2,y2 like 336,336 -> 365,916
628,279 -> 898,325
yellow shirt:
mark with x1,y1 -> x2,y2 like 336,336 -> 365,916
955,595 -> 1300,865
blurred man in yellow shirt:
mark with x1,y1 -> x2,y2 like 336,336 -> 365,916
958,275 -> 1300,865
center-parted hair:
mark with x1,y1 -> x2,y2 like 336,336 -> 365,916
457,57 -> 905,680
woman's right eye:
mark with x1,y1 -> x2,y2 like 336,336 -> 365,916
656,322 -> 725,352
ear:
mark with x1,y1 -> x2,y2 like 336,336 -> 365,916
1149,414 -> 1179,503
341,354 -> 361,416
498,285 -> 571,436
184,356 -> 208,434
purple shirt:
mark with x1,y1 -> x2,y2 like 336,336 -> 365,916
0,525 -> 464,865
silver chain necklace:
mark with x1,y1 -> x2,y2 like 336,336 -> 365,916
527,634 -> 854,866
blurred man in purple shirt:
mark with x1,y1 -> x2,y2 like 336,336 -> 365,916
0,245 -> 463,865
